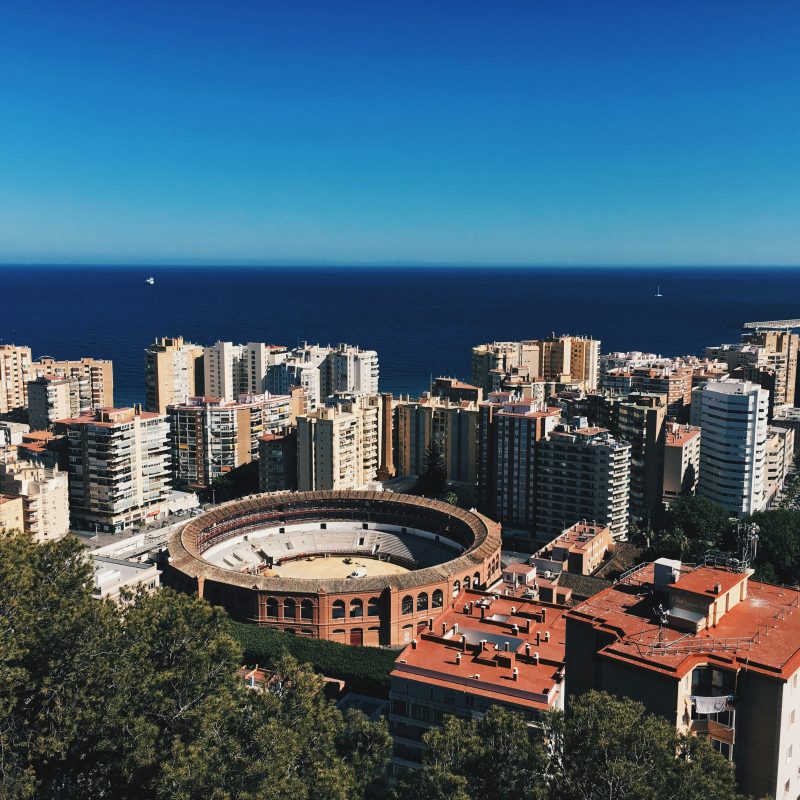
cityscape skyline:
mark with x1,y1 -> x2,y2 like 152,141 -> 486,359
2,1 -> 800,266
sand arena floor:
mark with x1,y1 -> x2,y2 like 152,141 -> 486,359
271,555 -> 411,580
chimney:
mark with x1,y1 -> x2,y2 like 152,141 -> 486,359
411,638 -> 417,649
480,639 -> 488,651
512,623 -> 519,635
544,631 -> 550,642
525,643 -> 531,656
504,641 -> 509,652
533,652 -> 540,664
511,606 -> 516,614
461,635 -> 467,652
453,622 -> 459,634
428,617 -> 433,630
512,667 -> 519,682
536,631 -> 540,646
541,608 -> 547,622
713,583 -> 722,594
480,606 -> 486,620
441,622 -> 447,635
456,652 -> 462,664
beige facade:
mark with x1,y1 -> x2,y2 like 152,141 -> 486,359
0,494 -> 24,532
29,356 -> 114,409
662,423 -> 701,505
145,336 -> 205,414
394,394 -> 479,485
765,425 -> 795,505
203,341 -> 287,402
60,407 -> 170,533
0,459 -> 70,541
297,395 -> 382,491
0,344 -> 32,414
27,375 -> 90,430
168,393 -> 293,489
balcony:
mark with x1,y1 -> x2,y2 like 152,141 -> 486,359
689,717 -> 735,746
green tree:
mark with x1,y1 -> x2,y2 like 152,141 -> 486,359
0,530 -> 390,800
650,495 -> 734,561
415,440 -> 447,498
747,509 -> 800,586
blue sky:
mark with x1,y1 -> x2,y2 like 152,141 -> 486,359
1,0 -> 799,266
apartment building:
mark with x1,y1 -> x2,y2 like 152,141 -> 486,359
296,395 -> 382,491
471,336 -> 600,394
765,426 -> 795,505
477,392 -> 561,538
389,589 -> 566,776
29,356 -> 114,409
602,364 -> 693,420
432,376 -> 483,404
60,407 -> 171,532
27,375 -> 91,430
662,423 -> 701,505
566,560 -> 800,799
696,379 -> 769,517
532,521 -> 613,577
618,392 -> 667,523
258,430 -> 298,492
0,344 -> 33,414
394,394 -> 479,485
168,393 -> 293,489
145,335 -> 205,414
0,494 -> 24,532
0,459 -> 69,541
203,341 -> 288,401
536,426 -> 631,540
267,342 -> 379,411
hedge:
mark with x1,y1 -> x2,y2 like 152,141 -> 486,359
228,620 -> 398,696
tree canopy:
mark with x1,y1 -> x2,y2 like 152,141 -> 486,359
415,439 -> 448,498
0,529 -> 391,800
393,694 -> 743,800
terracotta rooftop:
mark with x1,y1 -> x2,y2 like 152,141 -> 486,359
568,564 -> 800,680
391,589 -> 566,711
665,426 -> 701,446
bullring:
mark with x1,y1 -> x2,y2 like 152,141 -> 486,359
166,490 -> 502,646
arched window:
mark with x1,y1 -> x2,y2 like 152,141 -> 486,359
401,595 -> 414,615
417,592 -> 429,612
350,599 -> 363,618
266,597 -> 278,618
284,598 -> 297,619
464,576 -> 471,590
367,597 -> 380,617
332,600 -> 345,619
452,580 -> 461,599
432,589 -> 444,609
473,571 -> 480,588
301,599 -> 314,620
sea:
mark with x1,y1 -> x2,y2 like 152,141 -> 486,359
2,265 -> 799,408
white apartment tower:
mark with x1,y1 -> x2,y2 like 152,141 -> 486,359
204,341 -> 287,401
62,407 -> 171,532
697,379 -> 769,517
0,345 -> 33,414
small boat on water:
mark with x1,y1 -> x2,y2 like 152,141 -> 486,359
146,277 -> 155,285
654,285 -> 663,297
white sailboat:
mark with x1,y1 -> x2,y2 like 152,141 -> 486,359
654,285 -> 663,297
146,276 -> 155,285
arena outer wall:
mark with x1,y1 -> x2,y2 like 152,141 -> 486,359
166,490 -> 502,647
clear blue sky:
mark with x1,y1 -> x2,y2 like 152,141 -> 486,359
1,0 -> 799,266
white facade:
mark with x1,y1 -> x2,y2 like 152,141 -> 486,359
697,379 -> 769,516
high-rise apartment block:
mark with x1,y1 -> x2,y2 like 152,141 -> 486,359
0,345 -> 32,414
662,423 -> 701,505
258,430 -> 298,492
765,425 -> 794,506
168,393 -> 292,489
145,336 -> 205,414
267,342 -> 379,411
536,426 -> 630,540
296,395 -> 382,491
27,375 -> 90,430
696,379 -> 769,517
203,341 -> 287,401
60,407 -> 171,532
477,392 -> 561,536
394,394 -> 479,486
602,364 -> 693,420
472,336 -> 600,394
29,356 -> 114,409
566,560 -> 800,799
0,459 -> 70,541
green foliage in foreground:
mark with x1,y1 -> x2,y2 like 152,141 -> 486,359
0,530 -> 391,800
229,620 -> 398,694
394,695 -> 745,800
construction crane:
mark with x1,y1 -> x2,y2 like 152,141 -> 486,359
742,319 -> 800,330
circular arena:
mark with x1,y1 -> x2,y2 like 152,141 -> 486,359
167,490 -> 502,647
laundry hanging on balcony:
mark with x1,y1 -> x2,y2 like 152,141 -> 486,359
691,695 -> 730,714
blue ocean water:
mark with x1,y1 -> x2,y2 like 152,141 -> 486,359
1,265 -> 799,408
